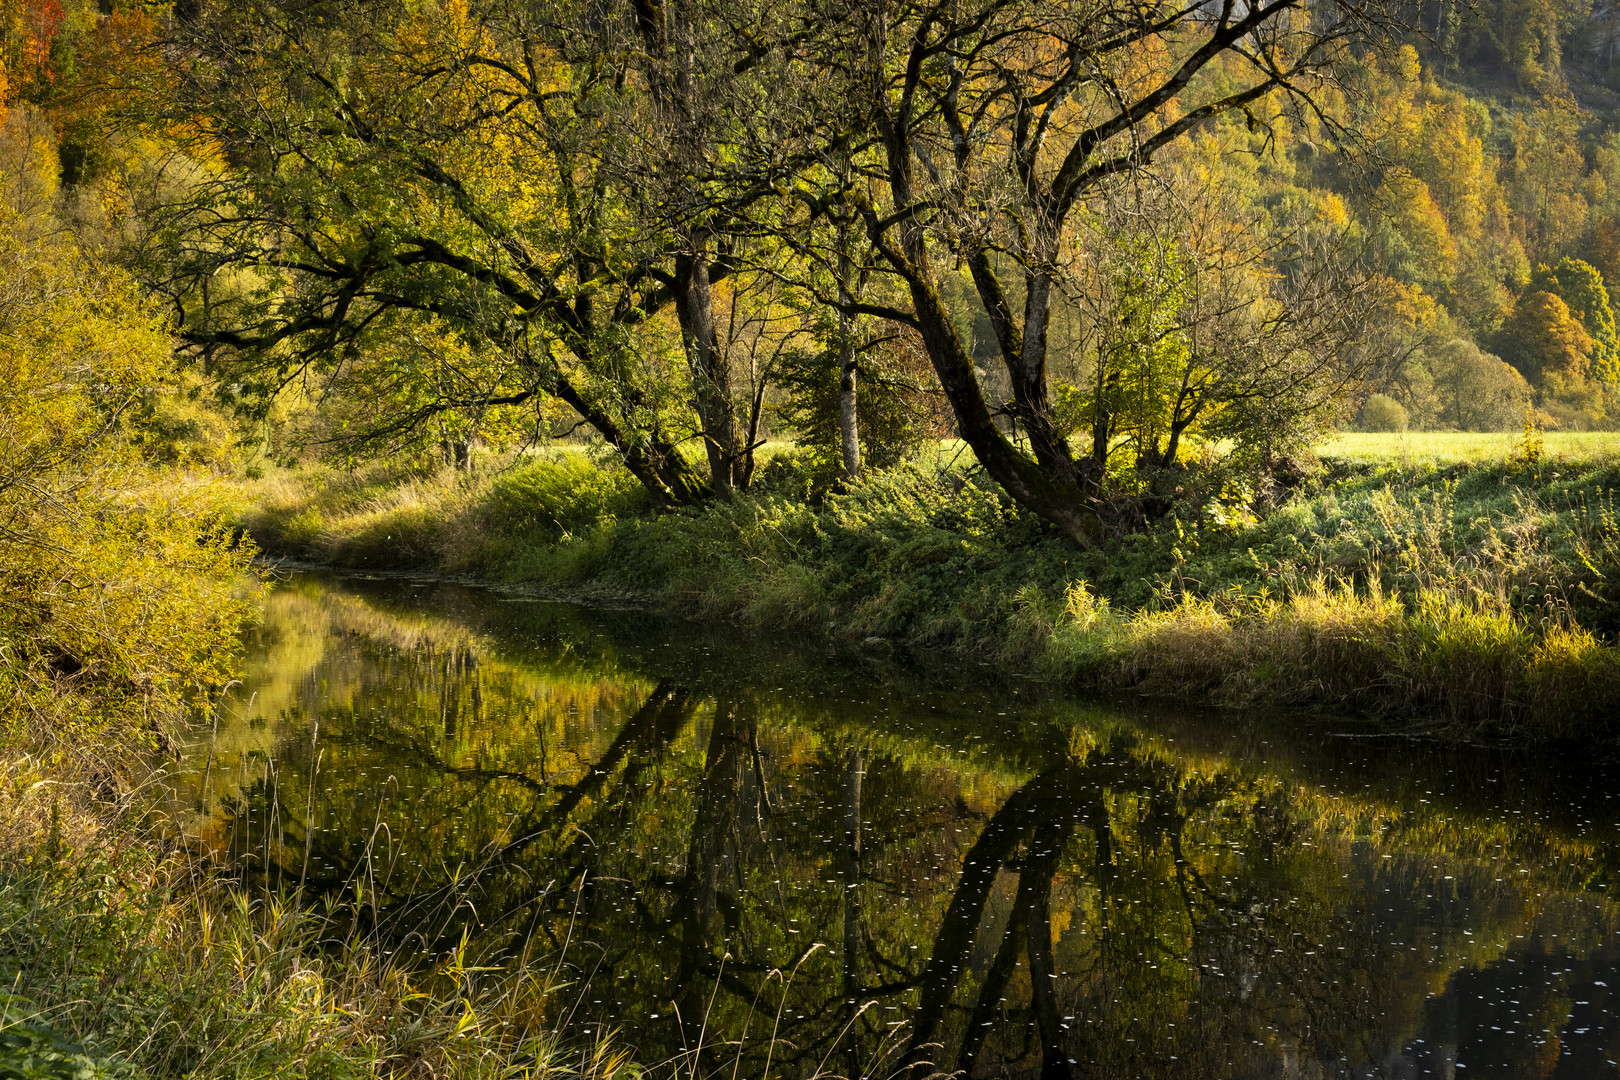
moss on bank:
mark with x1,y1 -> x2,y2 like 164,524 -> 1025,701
243,443 -> 1620,741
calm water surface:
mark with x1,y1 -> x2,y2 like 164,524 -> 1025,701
177,572 -> 1620,1079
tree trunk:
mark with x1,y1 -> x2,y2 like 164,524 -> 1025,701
544,368 -> 709,508
673,244 -> 740,494
1013,259 -> 1084,486
441,435 -> 475,472
838,349 -> 861,481
1091,348 -> 1114,478
837,240 -> 862,481
875,217 -> 1096,543
871,114 -> 1095,545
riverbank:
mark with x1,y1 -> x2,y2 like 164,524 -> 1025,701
242,437 -> 1620,742
0,473 -> 609,1078
0,771 -> 593,1078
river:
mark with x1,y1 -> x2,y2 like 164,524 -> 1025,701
174,571 -> 1620,1079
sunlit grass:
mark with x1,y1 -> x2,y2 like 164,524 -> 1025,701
241,437 -> 1620,737
929,432 -> 1620,470
1039,579 -> 1619,734
1317,431 -> 1620,466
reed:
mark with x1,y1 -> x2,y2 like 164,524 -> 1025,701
0,746 -> 647,1079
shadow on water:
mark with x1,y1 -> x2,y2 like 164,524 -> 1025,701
175,571 -> 1620,1079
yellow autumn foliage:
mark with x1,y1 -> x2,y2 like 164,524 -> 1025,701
0,209 -> 261,769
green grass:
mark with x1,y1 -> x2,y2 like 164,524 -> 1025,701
1316,431 -> 1620,466
241,442 -> 1620,741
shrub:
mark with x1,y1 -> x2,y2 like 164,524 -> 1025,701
483,453 -> 650,540
1358,393 -> 1410,433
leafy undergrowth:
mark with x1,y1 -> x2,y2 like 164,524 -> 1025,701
244,446 -> 1620,741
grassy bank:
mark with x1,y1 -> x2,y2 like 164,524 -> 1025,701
0,475 -> 619,1079
0,760 -> 618,1079
243,435 -> 1620,741
0,210 -> 619,1077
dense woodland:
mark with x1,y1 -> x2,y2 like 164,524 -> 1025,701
4,0 -> 1620,541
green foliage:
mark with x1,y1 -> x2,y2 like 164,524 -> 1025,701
0,213 -> 259,761
1051,581 -> 1620,734
1512,408 -> 1547,467
1091,236 -> 1195,469
484,453 -> 652,541
1428,340 -> 1531,431
773,327 -> 940,488
128,370 -> 238,467
0,1002 -> 122,1080
0,156 -> 583,1080
1358,393 -> 1410,432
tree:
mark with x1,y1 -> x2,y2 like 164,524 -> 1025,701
1506,86 -> 1589,259
774,311 -> 941,486
0,165 -> 256,759
606,0 -> 818,494
146,0 -> 812,506
789,0 -> 1413,543
1429,339 -> 1530,430
1527,256 -> 1618,381
1078,233 -> 1199,477
1416,94 -> 1486,238
1358,392 -> 1410,431
1584,217 -> 1620,289
1494,289 -> 1594,384
1372,171 -> 1458,289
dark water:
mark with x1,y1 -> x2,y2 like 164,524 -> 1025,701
177,572 -> 1620,1079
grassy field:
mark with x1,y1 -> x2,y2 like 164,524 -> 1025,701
522,431 -> 1620,472
1317,431 -> 1620,466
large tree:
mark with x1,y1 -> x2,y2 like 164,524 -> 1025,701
1496,289 -> 1594,385
1527,257 -> 1618,382
144,0 -> 807,505
785,0 -> 1414,542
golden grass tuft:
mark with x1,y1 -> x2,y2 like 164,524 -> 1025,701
0,749 -> 636,1079
1045,578 -> 1618,738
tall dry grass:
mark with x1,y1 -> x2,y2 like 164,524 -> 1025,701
1044,580 -> 1619,737
0,749 -> 643,1079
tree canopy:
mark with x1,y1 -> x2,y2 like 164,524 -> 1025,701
11,0 -> 1620,533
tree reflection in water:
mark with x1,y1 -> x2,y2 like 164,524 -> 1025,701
184,576 -> 1620,1079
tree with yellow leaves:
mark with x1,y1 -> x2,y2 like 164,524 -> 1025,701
1495,290 -> 1594,385
0,174 -> 257,763
146,0 -> 822,506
